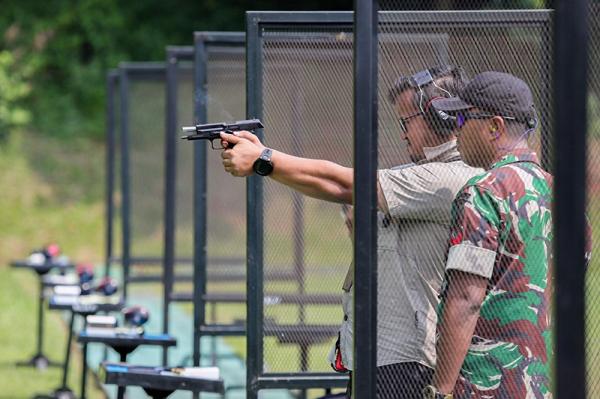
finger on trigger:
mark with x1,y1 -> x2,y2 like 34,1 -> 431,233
220,132 -> 241,143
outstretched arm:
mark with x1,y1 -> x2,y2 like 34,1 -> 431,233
221,131 -> 387,209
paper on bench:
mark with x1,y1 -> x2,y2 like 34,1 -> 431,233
85,327 -> 117,337
87,315 -> 118,327
52,294 -> 79,305
44,274 -> 79,285
179,367 -> 220,380
54,285 -> 81,296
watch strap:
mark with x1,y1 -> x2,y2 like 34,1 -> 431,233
259,148 -> 273,161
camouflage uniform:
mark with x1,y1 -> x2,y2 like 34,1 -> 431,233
439,149 -> 554,398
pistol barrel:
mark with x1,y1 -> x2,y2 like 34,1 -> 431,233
181,126 -> 196,133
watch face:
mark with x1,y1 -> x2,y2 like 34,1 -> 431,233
254,158 -> 274,176
253,149 -> 274,176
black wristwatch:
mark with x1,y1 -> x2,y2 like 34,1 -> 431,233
422,385 -> 453,399
252,148 -> 274,176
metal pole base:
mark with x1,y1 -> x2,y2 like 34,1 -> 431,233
143,388 -> 174,399
33,386 -> 77,399
16,353 -> 61,370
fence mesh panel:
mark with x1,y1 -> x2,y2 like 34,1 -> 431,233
587,3 -> 600,397
366,4 -> 555,398
128,76 -> 166,263
108,73 -> 122,267
260,27 -> 354,374
172,61 -> 195,294
204,44 -> 247,322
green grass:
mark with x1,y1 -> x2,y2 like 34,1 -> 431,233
0,266 -> 106,398
0,133 -> 106,397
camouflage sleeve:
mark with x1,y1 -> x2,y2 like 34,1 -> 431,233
445,184 -> 500,279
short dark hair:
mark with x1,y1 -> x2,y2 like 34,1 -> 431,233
388,65 -> 469,107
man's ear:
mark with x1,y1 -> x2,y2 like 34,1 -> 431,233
489,116 -> 505,141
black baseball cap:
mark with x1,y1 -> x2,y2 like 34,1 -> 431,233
431,71 -> 537,126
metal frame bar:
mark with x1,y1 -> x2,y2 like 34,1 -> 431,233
553,0 -> 588,397
246,17 -> 264,397
354,2 -> 378,398
246,12 -> 353,399
119,62 -> 166,301
105,70 -> 119,279
193,31 -> 247,370
163,45 -> 194,366
378,9 -> 551,24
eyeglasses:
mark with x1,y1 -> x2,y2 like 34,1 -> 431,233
399,111 -> 424,133
455,112 -> 516,129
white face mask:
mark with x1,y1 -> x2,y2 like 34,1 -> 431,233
422,139 -> 457,161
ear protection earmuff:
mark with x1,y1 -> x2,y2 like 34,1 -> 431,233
410,68 -> 459,136
425,96 -> 457,135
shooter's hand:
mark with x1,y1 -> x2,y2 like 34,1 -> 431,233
220,131 -> 265,177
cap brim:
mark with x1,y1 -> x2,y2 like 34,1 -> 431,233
430,96 -> 474,112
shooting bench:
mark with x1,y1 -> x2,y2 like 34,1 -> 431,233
100,362 -> 225,399
11,259 -> 74,370
78,330 -> 177,399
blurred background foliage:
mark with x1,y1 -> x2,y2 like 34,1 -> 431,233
0,0 -> 548,142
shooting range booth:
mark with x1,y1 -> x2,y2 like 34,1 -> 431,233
162,44 -> 194,366
191,31 -> 249,381
245,11 -> 357,399
352,5 -> 563,398
117,62 -> 167,301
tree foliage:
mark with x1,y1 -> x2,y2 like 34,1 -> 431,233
0,50 -> 32,137
0,0 -> 548,140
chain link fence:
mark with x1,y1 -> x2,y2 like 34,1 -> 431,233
192,32 -> 248,373
352,1 -> 592,398
375,6 -> 552,398
245,12 -> 354,399
118,62 -> 166,299
586,2 -> 600,397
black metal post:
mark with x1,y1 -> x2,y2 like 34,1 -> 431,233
119,67 -> 131,302
353,1 -> 378,398
80,317 -> 89,399
553,0 -> 589,397
246,13 -> 265,399
60,312 -> 76,390
117,352 -> 128,399
163,47 -> 178,366
193,35 -> 209,370
106,71 -> 118,279
36,278 -> 45,358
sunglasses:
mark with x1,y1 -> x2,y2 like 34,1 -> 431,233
455,112 -> 516,129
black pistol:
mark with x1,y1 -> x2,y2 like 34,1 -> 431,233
181,119 -> 264,149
